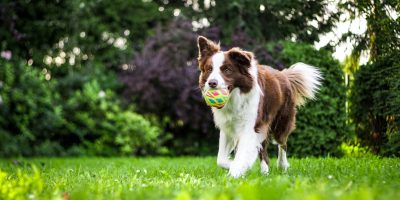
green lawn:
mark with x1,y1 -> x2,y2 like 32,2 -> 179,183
0,157 -> 399,200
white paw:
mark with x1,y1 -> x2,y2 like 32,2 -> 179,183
260,161 -> 269,175
228,164 -> 246,178
277,160 -> 290,171
217,160 -> 231,169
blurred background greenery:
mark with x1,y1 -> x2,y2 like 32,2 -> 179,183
0,0 -> 398,157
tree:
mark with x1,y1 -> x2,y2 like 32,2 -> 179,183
0,0 -> 166,69
155,0 -> 340,44
351,52 -> 400,156
342,0 -> 400,155
340,0 -> 400,60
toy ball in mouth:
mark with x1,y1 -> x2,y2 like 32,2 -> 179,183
203,88 -> 230,108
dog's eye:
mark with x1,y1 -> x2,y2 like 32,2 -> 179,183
224,67 -> 232,74
207,68 -> 212,72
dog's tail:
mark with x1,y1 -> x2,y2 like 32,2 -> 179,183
282,62 -> 323,106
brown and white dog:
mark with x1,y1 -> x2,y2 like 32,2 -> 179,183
197,36 -> 322,178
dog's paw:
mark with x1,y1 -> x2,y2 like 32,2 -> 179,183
277,160 -> 290,171
260,161 -> 269,175
217,160 -> 231,169
228,164 -> 246,178
228,168 -> 244,178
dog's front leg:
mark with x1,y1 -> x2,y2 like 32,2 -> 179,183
229,131 -> 260,178
217,131 -> 233,169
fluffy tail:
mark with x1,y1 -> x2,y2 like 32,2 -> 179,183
282,62 -> 323,106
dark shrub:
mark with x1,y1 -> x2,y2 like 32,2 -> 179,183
0,60 -> 64,156
351,52 -> 400,156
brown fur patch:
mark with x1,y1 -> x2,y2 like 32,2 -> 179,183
255,66 -> 283,132
197,36 -> 220,61
221,49 -> 254,93
255,65 -> 296,146
255,65 -> 297,166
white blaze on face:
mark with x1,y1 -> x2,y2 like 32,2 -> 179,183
205,51 -> 226,91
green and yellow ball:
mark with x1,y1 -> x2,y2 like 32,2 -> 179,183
203,89 -> 230,108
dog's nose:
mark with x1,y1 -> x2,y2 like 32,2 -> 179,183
208,79 -> 218,88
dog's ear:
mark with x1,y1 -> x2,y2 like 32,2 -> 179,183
197,36 -> 220,60
227,48 -> 253,67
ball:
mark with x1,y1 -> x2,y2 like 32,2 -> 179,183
203,88 -> 230,108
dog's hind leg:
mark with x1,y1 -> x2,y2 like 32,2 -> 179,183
259,140 -> 269,175
275,126 -> 293,171
277,144 -> 290,171
272,103 -> 296,171
274,120 -> 293,171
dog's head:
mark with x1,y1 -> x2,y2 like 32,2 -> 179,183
197,36 -> 255,94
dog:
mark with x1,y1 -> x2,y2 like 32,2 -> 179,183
197,36 -> 322,178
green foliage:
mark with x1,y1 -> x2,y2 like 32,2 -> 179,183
0,60 -> 163,157
62,80 -> 163,156
340,143 -> 373,157
351,52 -> 400,156
0,157 -> 399,199
161,0 -> 340,45
340,0 -> 399,60
268,42 -> 349,157
340,0 -> 400,157
0,60 -> 64,156
0,0 -> 170,157
0,166 -> 46,200
0,0 -> 166,68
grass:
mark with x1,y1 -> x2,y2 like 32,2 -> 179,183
0,157 -> 399,200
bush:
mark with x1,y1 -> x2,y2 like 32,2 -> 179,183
0,59 -> 164,157
351,52 -> 400,156
267,42 -> 349,157
62,80 -> 163,156
0,59 -> 64,156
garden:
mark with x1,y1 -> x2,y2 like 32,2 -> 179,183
0,0 -> 399,199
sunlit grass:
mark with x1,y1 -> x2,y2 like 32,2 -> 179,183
0,157 -> 399,199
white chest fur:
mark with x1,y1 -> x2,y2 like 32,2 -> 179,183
211,60 -> 268,178
212,87 -> 264,178
212,87 -> 260,140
